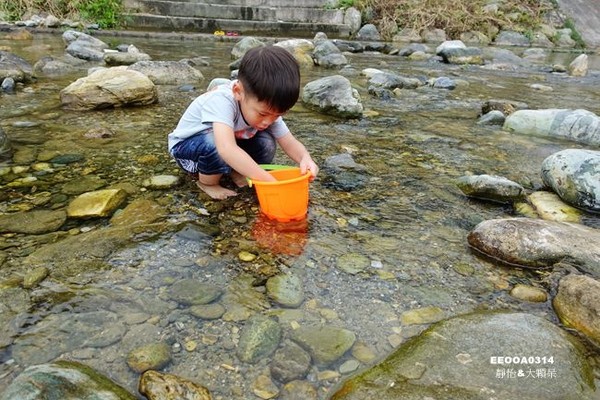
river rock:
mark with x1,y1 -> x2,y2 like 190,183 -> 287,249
231,37 -> 265,60
0,360 -> 137,400
438,46 -> 484,65
104,50 -> 151,66
139,370 -> 212,400
61,175 -> 107,195
329,312 -> 596,400
266,272 -> 305,308
481,99 -> 529,116
369,71 -> 421,90
33,56 -> 78,76
541,149 -> 600,212
456,174 -> 525,203
509,283 -> 548,302
60,67 -> 158,110
66,188 -> 128,218
142,174 -> 181,189
280,380 -> 318,400
553,274 -> 600,346
503,109 -> 600,146
128,60 -> 204,85
312,39 -> 348,68
527,191 -> 581,222
63,30 -> 109,61
270,340 -> 312,383
336,253 -> 370,274
0,209 -> 66,234
467,218 -> 600,277
275,39 -> 315,68
126,342 -> 172,373
290,325 -> 356,365
237,314 -> 282,363
568,53 -> 588,77
302,75 -> 362,119
355,23 -> 380,41
167,279 -> 223,306
110,198 -> 167,226
0,50 -> 34,82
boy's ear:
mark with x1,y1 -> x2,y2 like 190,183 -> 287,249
232,81 -> 244,100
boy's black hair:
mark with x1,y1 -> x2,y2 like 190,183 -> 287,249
237,45 -> 300,113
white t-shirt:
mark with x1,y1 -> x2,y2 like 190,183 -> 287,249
167,81 -> 289,152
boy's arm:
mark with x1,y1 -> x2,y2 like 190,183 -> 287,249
277,133 -> 319,178
213,122 -> 276,181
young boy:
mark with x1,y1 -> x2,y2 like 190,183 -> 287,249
168,45 -> 319,199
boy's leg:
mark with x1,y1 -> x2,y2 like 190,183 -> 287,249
171,132 -> 237,199
234,131 -> 276,187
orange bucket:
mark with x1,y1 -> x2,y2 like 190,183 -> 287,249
248,165 -> 311,222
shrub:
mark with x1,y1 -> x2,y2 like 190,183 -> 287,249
354,0 -> 555,40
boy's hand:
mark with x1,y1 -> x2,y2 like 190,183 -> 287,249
299,156 -> 319,181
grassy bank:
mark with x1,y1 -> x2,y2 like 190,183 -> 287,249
0,0 -> 124,28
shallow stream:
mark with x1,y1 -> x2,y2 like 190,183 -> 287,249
1,32 -> 599,398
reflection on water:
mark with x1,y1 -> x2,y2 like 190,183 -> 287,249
252,215 -> 308,256
0,32 -> 599,397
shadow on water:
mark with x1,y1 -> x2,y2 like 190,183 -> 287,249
0,33 -> 599,397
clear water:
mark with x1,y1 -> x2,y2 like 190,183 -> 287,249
0,32 -> 599,397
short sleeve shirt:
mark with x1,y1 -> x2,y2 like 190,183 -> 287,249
167,81 -> 289,152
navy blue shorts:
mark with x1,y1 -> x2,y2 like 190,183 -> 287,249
171,130 -> 277,175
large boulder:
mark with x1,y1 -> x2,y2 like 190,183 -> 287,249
329,312 -> 596,400
60,67 -> 158,110
503,109 -> 600,146
467,218 -> 600,277
541,149 -> 600,212
0,360 -> 137,400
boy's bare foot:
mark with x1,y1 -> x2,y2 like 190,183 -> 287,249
231,171 -> 249,188
196,181 -> 237,199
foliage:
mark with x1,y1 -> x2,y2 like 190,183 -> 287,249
0,0 -> 124,28
353,0 -> 555,40
336,0 -> 357,9
563,18 -> 585,48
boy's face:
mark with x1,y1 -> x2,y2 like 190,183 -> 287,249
233,81 -> 284,131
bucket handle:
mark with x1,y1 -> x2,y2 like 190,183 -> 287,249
247,164 -> 296,187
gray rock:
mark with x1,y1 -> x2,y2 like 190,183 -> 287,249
467,218 -> 600,277
237,315 -> 282,363
231,37 -> 265,60
167,279 -> 222,306
477,110 -> 506,125
313,40 -> 348,68
329,312 -> 596,400
266,273 -> 305,308
541,149 -> 600,212
270,340 -> 312,383
494,30 -> 531,46
456,174 -> 525,203
438,46 -> 484,65
291,325 -> 356,365
355,24 -> 380,41
0,51 -> 34,82
302,75 -> 363,119
0,360 -> 137,400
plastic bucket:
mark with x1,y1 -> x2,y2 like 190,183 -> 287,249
248,165 -> 311,222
